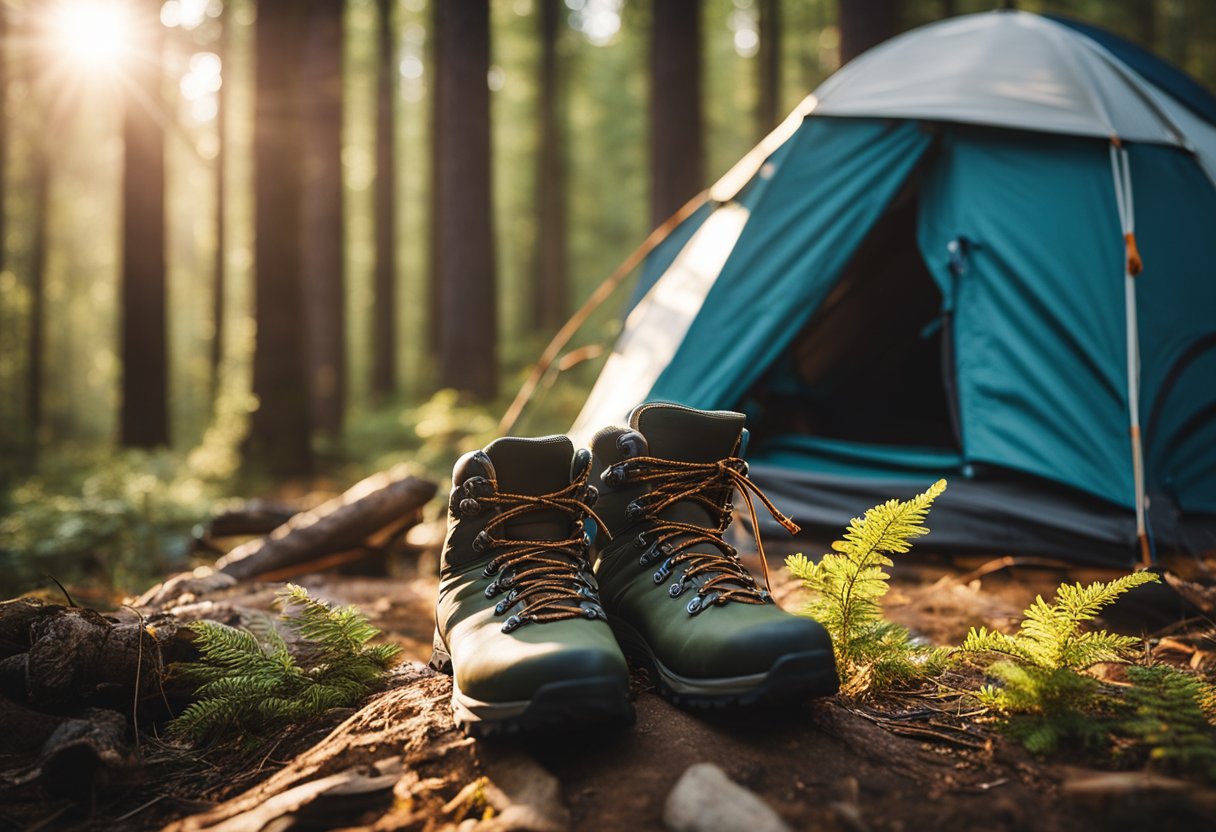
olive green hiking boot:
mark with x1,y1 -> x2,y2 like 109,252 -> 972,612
590,403 -> 839,709
429,435 -> 633,737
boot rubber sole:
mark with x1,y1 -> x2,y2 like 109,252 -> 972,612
609,617 -> 840,710
428,630 -> 635,738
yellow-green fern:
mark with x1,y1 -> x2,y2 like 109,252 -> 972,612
960,572 -> 1159,672
958,572 -> 1160,755
786,479 -> 947,695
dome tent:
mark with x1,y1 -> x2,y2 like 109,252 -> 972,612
570,11 -> 1216,566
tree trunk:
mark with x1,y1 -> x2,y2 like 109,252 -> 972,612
427,1 -> 445,362
837,0 -> 901,65
0,6 -> 6,281
300,0 -> 347,437
371,0 -> 398,399
120,0 -> 169,448
211,9 -> 227,405
1130,0 -> 1157,49
27,143 -> 48,450
758,0 -> 782,135
433,1 -> 497,399
650,0 -> 704,229
533,0 -> 567,332
248,0 -> 313,474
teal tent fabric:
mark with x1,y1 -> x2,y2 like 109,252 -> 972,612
648,118 -> 934,409
917,128 -> 1133,507
750,434 -> 964,480
628,133 -> 807,314
1127,144 -> 1216,513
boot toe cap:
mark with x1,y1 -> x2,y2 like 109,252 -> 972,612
669,608 -> 834,679
455,623 -> 629,703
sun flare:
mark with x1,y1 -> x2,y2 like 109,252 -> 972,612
51,0 -> 132,70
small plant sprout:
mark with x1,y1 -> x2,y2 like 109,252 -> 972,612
168,584 -> 400,745
786,479 -> 948,696
957,572 -> 1162,755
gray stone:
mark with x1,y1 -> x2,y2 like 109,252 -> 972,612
475,751 -> 571,832
663,763 -> 791,832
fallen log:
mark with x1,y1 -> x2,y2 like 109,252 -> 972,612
205,500 -> 301,539
213,465 -> 437,581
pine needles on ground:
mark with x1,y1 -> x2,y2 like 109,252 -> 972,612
786,479 -> 948,696
168,584 -> 401,745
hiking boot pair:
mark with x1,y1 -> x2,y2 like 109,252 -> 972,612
429,403 -> 839,736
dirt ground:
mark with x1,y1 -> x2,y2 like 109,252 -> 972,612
4,539 -> 1216,832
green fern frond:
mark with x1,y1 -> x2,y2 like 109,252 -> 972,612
169,585 -> 398,746
278,583 -> 380,655
960,626 -> 1040,666
1057,630 -> 1142,669
960,572 -> 1162,758
1055,573 -> 1159,622
363,643 -> 403,667
784,553 -> 816,582
1117,665 -> 1216,780
959,572 -> 1159,673
785,479 -> 947,696
836,478 -> 946,557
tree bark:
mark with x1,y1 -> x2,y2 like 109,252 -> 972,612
300,0 -> 347,437
433,1 -> 497,399
837,0 -> 901,65
650,0 -> 704,229
211,9 -> 227,404
532,0 -> 568,333
427,1 -> 445,361
248,0 -> 313,474
120,0 -> 169,448
372,0 -> 398,399
758,0 -> 782,135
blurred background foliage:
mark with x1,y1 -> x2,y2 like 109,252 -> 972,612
1,0 -> 1212,596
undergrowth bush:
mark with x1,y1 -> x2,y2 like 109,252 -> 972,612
0,392 -> 253,596
168,584 -> 400,745
786,479 -> 949,696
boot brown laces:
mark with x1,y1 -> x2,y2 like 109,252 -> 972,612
471,467 -> 612,633
605,456 -> 800,611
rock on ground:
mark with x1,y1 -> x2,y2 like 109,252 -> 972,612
663,763 -> 791,832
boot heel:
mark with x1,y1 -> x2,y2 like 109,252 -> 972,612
428,628 -> 453,675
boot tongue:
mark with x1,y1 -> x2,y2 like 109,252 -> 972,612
630,404 -> 745,463
484,436 -> 575,541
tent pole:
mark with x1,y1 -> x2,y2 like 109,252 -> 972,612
498,192 -> 710,436
1110,139 -> 1152,568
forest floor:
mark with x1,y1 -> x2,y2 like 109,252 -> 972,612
4,527 -> 1216,832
